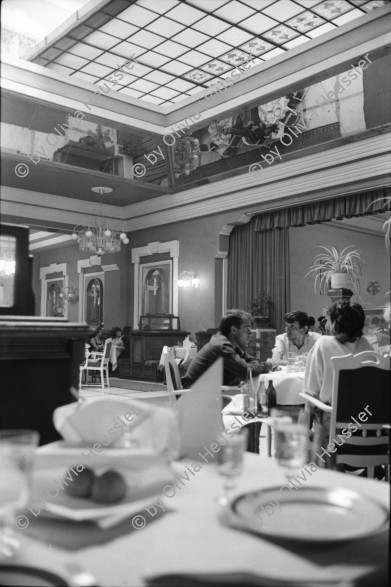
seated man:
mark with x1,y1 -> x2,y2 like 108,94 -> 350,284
268,310 -> 322,366
182,310 -> 270,388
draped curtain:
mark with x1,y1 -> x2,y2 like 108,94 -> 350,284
227,188 -> 390,333
227,217 -> 290,333
255,188 -> 390,231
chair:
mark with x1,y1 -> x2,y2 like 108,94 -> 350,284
162,346 -> 190,398
79,338 -> 113,392
300,351 -> 390,478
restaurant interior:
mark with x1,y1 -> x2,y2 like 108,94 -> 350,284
0,0 -> 390,585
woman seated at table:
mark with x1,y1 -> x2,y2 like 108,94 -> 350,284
111,326 -> 125,350
88,326 -> 104,353
303,301 -> 374,467
267,311 -> 321,367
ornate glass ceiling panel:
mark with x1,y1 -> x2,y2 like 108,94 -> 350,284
3,0 -> 387,107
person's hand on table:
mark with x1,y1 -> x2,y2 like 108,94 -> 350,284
265,358 -> 284,372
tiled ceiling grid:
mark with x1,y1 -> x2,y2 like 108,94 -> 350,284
31,0 -> 386,108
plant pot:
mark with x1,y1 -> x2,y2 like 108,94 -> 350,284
252,316 -> 270,328
330,273 -> 350,290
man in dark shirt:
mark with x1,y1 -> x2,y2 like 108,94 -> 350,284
183,310 -> 270,387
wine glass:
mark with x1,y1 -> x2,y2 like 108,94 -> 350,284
270,408 -> 309,480
286,352 -> 298,373
0,430 -> 39,558
217,428 -> 248,506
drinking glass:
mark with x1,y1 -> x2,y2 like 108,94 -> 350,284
286,351 -> 298,373
270,408 -> 308,480
0,430 -> 39,557
217,428 -> 248,506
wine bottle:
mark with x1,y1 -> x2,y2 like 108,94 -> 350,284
241,367 -> 255,417
266,379 -> 277,415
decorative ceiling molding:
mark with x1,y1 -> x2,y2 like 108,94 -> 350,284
3,134 -> 390,233
118,133 -> 391,220
220,213 -> 254,236
123,156 -> 389,230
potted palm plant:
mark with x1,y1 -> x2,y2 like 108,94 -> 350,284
305,246 -> 362,295
249,291 -> 273,327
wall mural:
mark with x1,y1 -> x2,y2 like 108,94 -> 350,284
166,69 -> 366,182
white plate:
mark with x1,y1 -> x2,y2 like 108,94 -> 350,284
30,447 -> 174,522
229,486 -> 389,542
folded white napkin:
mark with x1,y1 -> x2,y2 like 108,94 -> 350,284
222,394 -> 243,415
53,396 -> 179,455
175,358 -> 224,460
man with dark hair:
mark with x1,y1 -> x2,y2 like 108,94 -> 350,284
182,310 -> 270,387
268,310 -> 322,366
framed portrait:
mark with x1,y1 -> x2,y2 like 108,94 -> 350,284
363,306 -> 387,336
45,277 -> 65,317
85,276 -> 104,327
139,261 -> 172,319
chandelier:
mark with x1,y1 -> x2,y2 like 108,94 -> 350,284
72,187 -> 129,256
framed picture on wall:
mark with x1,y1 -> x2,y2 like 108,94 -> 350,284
139,261 -> 172,319
363,306 -> 387,335
85,276 -> 104,327
45,277 -> 65,317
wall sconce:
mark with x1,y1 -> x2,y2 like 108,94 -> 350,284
178,271 -> 200,289
59,286 -> 79,304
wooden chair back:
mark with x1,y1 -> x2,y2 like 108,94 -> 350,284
162,346 -> 182,392
330,351 -> 390,474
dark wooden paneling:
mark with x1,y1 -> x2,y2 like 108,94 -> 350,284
0,317 -> 91,445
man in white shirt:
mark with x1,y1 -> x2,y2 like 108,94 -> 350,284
267,311 -> 322,367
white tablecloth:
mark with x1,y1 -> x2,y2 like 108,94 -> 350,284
109,343 -> 124,371
14,454 -> 389,586
259,369 -> 305,405
158,346 -> 197,374
223,370 -> 304,415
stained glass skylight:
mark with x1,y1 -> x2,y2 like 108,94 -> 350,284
6,0 -> 388,108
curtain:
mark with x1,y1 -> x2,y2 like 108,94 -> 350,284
227,216 -> 290,333
227,187 -> 389,333
255,188 -> 390,231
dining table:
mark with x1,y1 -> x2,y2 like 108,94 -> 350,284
5,452 -> 389,587
222,367 -> 306,455
109,342 -> 125,372
158,345 -> 197,376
